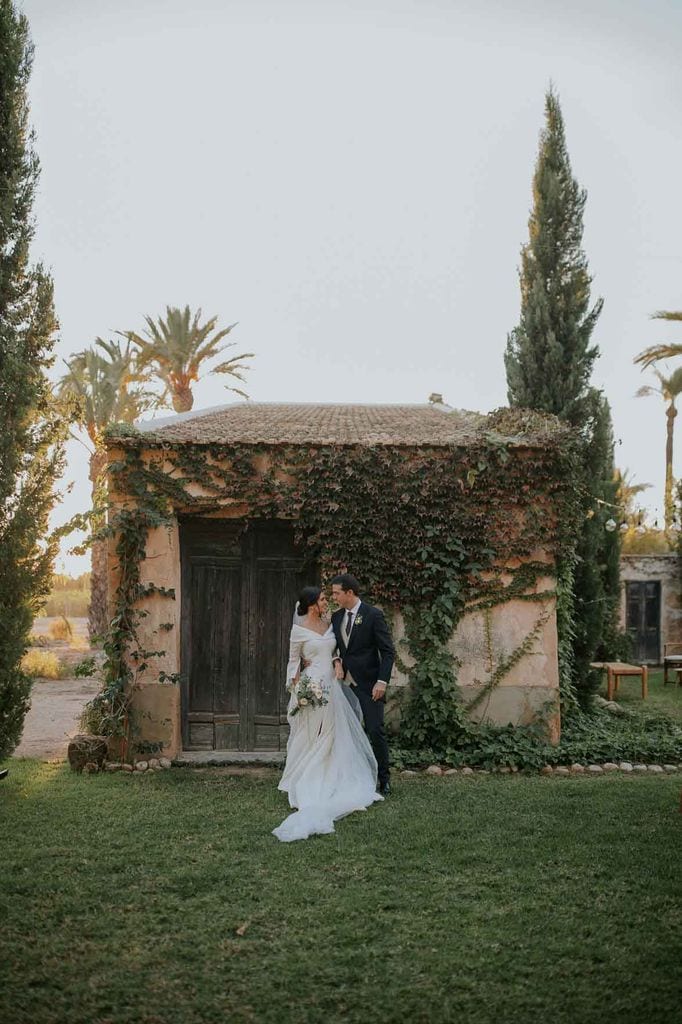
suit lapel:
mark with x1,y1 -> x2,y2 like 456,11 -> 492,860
333,609 -> 347,653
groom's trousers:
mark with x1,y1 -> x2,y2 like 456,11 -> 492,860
352,679 -> 390,786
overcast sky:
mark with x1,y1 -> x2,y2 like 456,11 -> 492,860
19,0 -> 682,573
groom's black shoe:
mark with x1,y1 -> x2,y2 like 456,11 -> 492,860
379,780 -> 391,796
0,769 -> 8,781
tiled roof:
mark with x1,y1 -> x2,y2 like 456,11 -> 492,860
105,402 -> 565,449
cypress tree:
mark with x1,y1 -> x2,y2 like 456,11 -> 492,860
505,87 -> 620,704
505,88 -> 603,424
0,2 -> 68,759
573,393 -> 623,683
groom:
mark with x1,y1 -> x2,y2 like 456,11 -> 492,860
330,574 -> 395,796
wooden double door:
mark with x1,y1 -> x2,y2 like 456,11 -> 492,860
625,580 -> 661,663
180,519 -> 309,751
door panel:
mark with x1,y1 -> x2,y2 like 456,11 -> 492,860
625,581 -> 661,663
180,519 -> 309,750
183,558 -> 242,749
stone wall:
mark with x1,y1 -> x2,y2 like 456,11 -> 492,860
620,554 -> 682,662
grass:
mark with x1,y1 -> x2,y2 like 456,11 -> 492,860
1,760 -> 681,1024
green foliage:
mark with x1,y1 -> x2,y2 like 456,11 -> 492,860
73,657 -> 98,679
504,89 -> 602,427
91,410 -> 580,751
504,87 -> 621,705
58,336 -> 158,447
390,705 -> 682,771
122,304 -> 253,412
621,527 -> 673,554
573,394 -> 623,697
0,1 -> 68,759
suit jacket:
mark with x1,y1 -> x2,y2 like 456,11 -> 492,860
331,601 -> 395,692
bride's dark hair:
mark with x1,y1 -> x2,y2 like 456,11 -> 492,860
297,585 -> 322,616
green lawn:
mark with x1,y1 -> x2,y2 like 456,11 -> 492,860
598,667 -> 682,721
1,761 -> 680,1024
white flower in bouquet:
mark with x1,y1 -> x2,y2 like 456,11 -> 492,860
290,671 -> 329,717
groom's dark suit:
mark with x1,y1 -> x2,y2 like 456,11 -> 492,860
332,602 -> 395,787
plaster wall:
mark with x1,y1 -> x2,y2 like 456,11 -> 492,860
384,576 -> 560,744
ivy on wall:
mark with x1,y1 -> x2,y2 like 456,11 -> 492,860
97,408 -> 582,751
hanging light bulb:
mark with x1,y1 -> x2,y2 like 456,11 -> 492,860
605,518 -> 617,532
619,523 -> 629,532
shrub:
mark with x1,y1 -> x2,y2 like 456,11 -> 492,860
21,650 -> 63,679
390,705 -> 682,771
0,671 -> 31,761
48,616 -> 73,641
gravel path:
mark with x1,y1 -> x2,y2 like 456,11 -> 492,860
14,677 -> 101,761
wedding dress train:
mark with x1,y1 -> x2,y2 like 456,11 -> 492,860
272,624 -> 383,842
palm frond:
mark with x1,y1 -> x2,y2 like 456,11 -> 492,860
633,343 -> 682,369
665,366 -> 682,397
651,310 -> 682,322
224,384 -> 250,400
121,307 -> 251,405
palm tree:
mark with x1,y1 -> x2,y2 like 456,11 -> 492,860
58,338 -> 158,639
122,305 -> 253,413
633,309 -> 682,369
636,366 -> 682,531
613,467 -> 651,526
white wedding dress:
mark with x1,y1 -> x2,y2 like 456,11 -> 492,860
272,623 -> 383,842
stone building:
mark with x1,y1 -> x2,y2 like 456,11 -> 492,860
104,402 -> 568,760
620,553 -> 682,664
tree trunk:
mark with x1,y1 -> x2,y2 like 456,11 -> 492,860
87,447 -> 109,640
172,383 -> 194,413
664,402 -> 677,533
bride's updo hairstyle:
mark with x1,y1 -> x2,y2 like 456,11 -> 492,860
297,585 -> 322,617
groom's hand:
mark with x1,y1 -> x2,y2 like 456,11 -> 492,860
372,682 -> 387,701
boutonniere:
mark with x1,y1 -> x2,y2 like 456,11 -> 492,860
354,615 -> 363,626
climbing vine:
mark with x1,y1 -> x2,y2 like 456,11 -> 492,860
95,408 -> 582,752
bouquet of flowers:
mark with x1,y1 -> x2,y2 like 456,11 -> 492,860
290,672 -> 329,716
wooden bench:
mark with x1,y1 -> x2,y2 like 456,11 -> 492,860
590,661 -> 648,701
663,643 -> 682,686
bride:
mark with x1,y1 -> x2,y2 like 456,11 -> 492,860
272,585 -> 383,842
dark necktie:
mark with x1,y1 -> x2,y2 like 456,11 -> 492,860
344,611 -> 354,641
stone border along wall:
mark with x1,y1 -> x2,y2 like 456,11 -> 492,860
405,761 -> 682,777
80,760 -> 682,777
